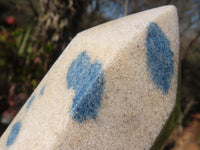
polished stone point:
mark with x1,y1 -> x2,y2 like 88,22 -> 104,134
0,5 -> 179,150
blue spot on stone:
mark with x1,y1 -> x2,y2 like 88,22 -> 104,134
67,51 -> 104,122
146,22 -> 174,94
6,121 -> 21,147
40,85 -> 45,95
27,95 -> 35,109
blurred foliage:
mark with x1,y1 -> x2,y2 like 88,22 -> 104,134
0,0 -> 89,130
0,0 -> 200,149
0,26 -> 45,124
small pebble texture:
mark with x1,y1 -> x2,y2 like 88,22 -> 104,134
0,5 -> 179,150
67,51 -> 104,122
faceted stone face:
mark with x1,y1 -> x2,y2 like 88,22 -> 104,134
67,51 -> 104,122
6,121 -> 21,147
146,22 -> 174,94
0,5 -> 179,150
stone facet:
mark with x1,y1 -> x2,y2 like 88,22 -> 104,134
0,5 -> 179,150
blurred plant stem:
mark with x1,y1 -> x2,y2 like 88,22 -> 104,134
178,98 -> 195,133
124,0 -> 129,16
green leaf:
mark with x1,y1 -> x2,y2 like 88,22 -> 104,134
44,43 -> 53,53
18,25 -> 32,56
11,28 -> 23,37
27,43 -> 33,54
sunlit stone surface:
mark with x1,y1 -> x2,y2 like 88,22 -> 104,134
0,5 -> 179,150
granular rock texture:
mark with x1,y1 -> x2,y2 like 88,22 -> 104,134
0,5 -> 179,150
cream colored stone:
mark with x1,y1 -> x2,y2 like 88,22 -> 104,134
0,5 -> 179,150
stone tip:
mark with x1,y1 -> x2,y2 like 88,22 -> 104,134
0,6 -> 179,150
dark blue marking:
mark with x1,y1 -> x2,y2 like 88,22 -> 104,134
67,51 -> 104,122
146,22 -> 174,94
27,95 -> 35,109
6,121 -> 21,147
40,85 -> 45,95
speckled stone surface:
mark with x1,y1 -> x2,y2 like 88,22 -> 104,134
0,5 -> 179,150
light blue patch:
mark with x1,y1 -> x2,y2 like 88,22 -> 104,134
146,22 -> 174,94
6,121 -> 21,147
40,85 -> 45,95
67,51 -> 104,122
27,95 -> 35,109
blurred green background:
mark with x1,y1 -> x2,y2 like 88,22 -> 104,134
0,0 -> 200,149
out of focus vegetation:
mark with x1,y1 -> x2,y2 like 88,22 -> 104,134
0,0 -> 200,149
